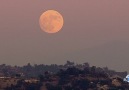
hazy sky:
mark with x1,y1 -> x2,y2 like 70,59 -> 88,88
0,1 -> 129,72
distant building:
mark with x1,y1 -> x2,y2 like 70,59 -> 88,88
24,79 -> 39,83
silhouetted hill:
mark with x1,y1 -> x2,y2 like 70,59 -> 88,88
5,67 -> 129,90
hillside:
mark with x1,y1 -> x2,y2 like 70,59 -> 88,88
4,66 -> 129,90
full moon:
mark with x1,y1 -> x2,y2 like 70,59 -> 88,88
39,10 -> 64,33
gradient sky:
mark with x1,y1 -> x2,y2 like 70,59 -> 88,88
0,0 -> 129,72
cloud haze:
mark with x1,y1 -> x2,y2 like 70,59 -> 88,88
0,0 -> 129,72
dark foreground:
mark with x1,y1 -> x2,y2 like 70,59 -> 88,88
1,66 -> 129,90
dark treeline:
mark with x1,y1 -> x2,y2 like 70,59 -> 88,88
0,61 -> 127,78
